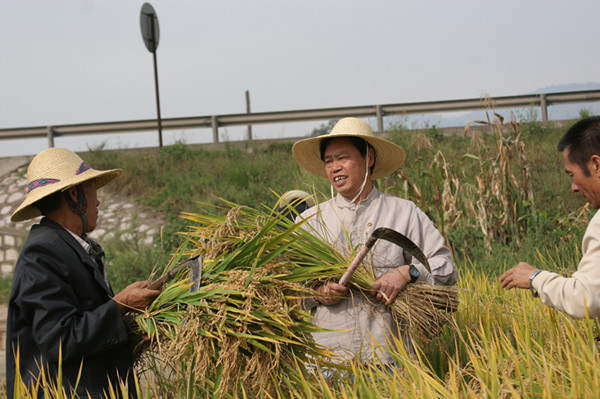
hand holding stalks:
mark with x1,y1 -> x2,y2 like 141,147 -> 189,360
371,266 -> 411,306
113,280 -> 161,313
314,281 -> 349,305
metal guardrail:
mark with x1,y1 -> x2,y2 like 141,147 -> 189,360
1,90 -> 599,147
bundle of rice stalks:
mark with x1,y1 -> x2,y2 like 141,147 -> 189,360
326,251 -> 459,341
128,200 -> 458,397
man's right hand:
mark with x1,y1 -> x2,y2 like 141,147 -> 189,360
314,282 -> 349,305
500,262 -> 538,290
113,280 -> 161,313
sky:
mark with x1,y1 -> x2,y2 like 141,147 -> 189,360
1,0 -> 600,157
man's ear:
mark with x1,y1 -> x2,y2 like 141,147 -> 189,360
66,186 -> 78,202
368,147 -> 375,168
588,155 -> 600,177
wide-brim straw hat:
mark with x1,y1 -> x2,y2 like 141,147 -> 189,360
276,190 -> 316,209
292,117 -> 406,180
11,147 -> 122,222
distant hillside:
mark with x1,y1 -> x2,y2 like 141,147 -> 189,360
531,82 -> 600,94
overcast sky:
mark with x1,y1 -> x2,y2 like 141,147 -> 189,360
1,0 -> 599,156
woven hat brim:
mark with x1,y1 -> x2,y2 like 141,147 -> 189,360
11,168 -> 122,222
277,190 -> 316,209
292,133 -> 406,180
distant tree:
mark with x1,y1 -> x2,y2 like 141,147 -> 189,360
310,120 -> 338,137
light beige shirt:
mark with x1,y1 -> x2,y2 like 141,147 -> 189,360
299,187 -> 457,363
533,209 -> 600,318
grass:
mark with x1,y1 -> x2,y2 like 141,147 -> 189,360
7,254 -> 600,398
4,108 -> 600,397
81,112 -> 592,290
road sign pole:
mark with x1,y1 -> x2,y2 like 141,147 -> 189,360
150,16 -> 163,147
140,3 -> 163,147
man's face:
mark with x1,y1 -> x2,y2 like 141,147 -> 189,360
563,147 -> 600,209
323,137 -> 373,200
81,180 -> 100,233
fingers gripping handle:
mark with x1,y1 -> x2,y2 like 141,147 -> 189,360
337,227 -> 431,286
338,231 -> 381,286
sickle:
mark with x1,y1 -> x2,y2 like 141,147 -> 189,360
339,227 -> 431,286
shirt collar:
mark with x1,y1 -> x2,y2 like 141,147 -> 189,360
64,226 -> 91,253
334,185 -> 380,209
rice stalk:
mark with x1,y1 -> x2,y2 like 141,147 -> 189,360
127,200 -> 458,397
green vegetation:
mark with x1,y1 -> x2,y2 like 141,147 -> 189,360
6,107 -> 600,397
86,140 -> 332,291
85,108 -> 590,291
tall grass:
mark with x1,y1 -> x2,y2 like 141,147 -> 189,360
384,105 -> 590,273
8,247 -> 600,398
86,116 -> 588,281
7,110 -> 597,396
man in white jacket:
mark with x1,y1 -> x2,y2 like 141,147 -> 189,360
292,117 -> 457,364
501,116 -> 600,318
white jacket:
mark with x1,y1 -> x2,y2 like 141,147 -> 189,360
533,210 -> 600,318
299,186 -> 457,363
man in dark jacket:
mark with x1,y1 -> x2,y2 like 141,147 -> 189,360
6,148 -> 161,398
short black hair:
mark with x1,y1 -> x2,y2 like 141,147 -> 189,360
319,136 -> 376,174
558,116 -> 600,176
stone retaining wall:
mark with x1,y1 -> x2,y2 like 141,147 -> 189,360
0,232 -> 22,276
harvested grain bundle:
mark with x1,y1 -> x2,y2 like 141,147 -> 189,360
128,202 -> 342,398
128,200 -> 458,397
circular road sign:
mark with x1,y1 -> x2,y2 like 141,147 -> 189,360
140,3 -> 160,53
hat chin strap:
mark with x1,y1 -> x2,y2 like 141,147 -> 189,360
67,185 -> 88,236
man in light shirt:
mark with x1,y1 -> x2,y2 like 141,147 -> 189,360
292,117 -> 458,364
501,116 -> 600,318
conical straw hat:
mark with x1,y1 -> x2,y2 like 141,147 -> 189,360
11,147 -> 122,222
292,117 -> 406,180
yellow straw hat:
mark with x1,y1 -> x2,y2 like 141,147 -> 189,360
292,117 -> 406,180
11,147 -> 122,222
276,190 -> 316,209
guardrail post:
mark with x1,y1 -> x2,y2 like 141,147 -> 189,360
211,116 -> 219,143
540,94 -> 548,123
376,105 -> 383,133
47,126 -> 55,148
246,90 -> 253,141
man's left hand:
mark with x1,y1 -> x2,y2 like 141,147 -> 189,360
371,266 -> 411,305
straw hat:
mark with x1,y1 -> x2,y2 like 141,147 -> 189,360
276,190 -> 316,209
11,148 -> 122,222
292,117 -> 406,180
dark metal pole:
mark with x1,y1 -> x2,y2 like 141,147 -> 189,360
150,16 -> 163,147
246,90 -> 252,140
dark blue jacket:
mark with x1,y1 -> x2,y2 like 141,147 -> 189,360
6,218 -> 135,398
